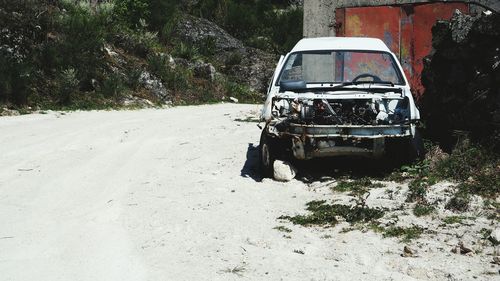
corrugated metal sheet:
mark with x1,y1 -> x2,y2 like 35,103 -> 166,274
335,3 -> 469,98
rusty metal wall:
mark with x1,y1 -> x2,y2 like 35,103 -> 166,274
335,3 -> 469,98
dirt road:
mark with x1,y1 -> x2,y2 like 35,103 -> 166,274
0,104 -> 496,281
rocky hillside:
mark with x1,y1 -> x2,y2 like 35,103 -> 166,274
0,0 -> 302,113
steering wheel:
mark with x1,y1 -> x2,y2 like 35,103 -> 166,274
352,73 -> 382,82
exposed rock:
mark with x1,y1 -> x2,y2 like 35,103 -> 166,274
224,47 -> 275,94
174,14 -> 244,52
122,96 -> 155,108
229,97 -> 239,103
273,160 -> 297,182
173,14 -> 275,93
490,228 -> 500,245
451,241 -> 473,255
0,108 -> 20,116
402,246 -> 416,257
193,61 -> 216,81
173,57 -> 191,69
139,71 -> 168,101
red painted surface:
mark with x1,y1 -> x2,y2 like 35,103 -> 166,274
336,3 -> 469,98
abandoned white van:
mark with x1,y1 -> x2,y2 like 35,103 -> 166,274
260,37 -> 423,177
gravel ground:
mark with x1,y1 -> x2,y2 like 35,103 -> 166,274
0,104 -> 498,281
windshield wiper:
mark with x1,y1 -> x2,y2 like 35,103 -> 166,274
333,81 -> 394,88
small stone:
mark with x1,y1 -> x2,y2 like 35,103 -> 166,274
402,246 -> 416,257
0,108 -> 20,116
273,160 -> 297,182
452,241 -> 473,255
492,256 -> 500,265
139,71 -> 168,101
193,62 -> 216,81
493,246 -> 500,256
229,97 -> 239,103
489,228 -> 500,245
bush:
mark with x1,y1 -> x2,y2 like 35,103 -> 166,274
171,42 -> 199,60
278,200 -> 385,226
413,203 -> 435,217
58,0 -> 110,85
113,0 -> 150,28
434,140 -> 499,198
147,53 -> 190,92
148,0 -> 180,31
187,0 -> 303,54
0,0 -> 51,106
224,52 -> 242,66
268,6 -> 303,53
56,68 -> 79,105
99,72 -> 126,100
112,28 -> 159,58
421,12 -> 500,150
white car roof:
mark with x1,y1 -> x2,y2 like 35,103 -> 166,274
291,37 -> 391,53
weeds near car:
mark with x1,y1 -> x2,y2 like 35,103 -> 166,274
221,265 -> 246,277
278,200 -> 385,227
383,226 -> 424,242
332,178 -> 384,196
273,226 -> 292,233
234,117 -> 259,123
442,216 -> 468,225
413,203 -> 436,217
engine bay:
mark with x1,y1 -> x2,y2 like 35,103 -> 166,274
272,96 -> 411,126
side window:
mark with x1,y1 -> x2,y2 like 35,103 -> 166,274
280,54 -> 303,81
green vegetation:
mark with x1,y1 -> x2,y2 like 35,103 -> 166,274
387,139 -> 499,213
187,0 -> 303,54
382,226 -> 424,242
413,203 -> 436,217
435,141 -> 499,198
332,178 -> 384,196
278,200 -> 385,227
1,0 -> 287,111
273,226 -> 292,233
366,223 -> 425,242
442,216 -> 467,225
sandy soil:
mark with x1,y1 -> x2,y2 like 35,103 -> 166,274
0,104 -> 498,281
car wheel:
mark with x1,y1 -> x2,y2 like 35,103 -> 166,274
259,129 -> 276,178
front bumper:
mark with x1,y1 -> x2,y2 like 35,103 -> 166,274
285,123 -> 411,138
271,123 -> 411,160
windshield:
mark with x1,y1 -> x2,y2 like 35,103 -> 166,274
277,50 -> 405,85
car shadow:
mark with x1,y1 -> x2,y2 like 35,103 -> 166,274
293,156 -> 402,184
240,143 -> 404,183
240,143 -> 262,182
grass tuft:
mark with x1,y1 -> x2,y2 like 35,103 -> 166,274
413,203 -> 436,217
278,200 -> 385,227
383,226 -> 424,242
442,215 -> 467,225
273,226 -> 292,233
332,178 -> 384,196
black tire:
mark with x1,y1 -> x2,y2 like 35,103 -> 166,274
259,129 -> 276,178
409,129 -> 425,161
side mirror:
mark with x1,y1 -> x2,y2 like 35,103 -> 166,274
279,80 -> 306,92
